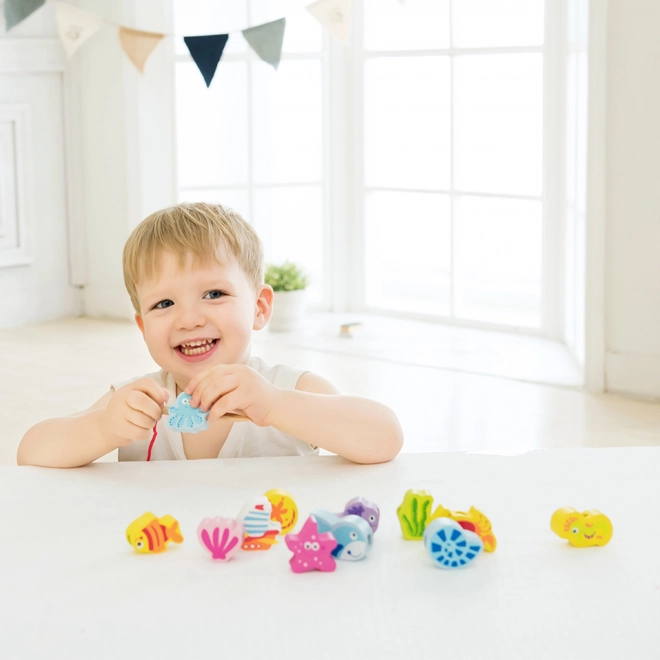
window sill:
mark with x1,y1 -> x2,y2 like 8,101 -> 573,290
255,311 -> 583,389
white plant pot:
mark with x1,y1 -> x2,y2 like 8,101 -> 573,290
268,289 -> 307,332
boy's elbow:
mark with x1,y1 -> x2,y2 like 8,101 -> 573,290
17,424 -> 54,467
356,415 -> 404,465
380,425 -> 404,463
385,409 -> 404,456
16,434 -> 34,466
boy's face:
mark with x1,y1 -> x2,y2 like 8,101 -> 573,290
134,250 -> 272,390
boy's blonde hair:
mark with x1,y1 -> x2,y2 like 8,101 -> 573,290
123,202 -> 264,312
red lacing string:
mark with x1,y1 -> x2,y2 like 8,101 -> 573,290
146,423 -> 158,461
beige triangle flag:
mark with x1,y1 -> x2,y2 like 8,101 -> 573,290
55,3 -> 102,59
119,26 -> 165,74
306,0 -> 351,46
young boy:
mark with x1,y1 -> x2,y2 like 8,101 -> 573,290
17,203 -> 404,468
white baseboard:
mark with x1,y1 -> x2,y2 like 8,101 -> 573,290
83,284 -> 134,321
606,351 -> 660,400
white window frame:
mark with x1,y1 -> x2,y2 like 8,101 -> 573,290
332,0 -> 566,338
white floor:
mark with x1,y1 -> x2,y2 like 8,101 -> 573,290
1,314 -> 659,466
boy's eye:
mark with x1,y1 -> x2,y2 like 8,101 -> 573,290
153,299 -> 174,309
204,290 -> 226,300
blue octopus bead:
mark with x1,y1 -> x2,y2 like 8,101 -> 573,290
168,392 -> 209,433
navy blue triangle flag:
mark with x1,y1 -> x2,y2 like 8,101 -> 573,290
183,34 -> 229,87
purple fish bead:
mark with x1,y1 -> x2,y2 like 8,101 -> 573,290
339,496 -> 380,533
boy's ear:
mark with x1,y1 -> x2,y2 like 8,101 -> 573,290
135,313 -> 146,338
253,284 -> 274,331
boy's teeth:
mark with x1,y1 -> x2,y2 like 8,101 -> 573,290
179,339 -> 216,355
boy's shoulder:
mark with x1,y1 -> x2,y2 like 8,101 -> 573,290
249,357 -> 339,395
248,356 -> 307,390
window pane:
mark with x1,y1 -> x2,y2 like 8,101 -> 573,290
173,0 -> 247,55
365,191 -> 451,315
250,0 -> 322,53
252,60 -> 322,184
176,61 -> 249,187
178,188 -> 250,220
365,57 -> 450,190
452,0 -> 544,48
455,196 -> 542,327
253,187 -> 323,305
454,54 -> 543,196
364,0 -> 450,51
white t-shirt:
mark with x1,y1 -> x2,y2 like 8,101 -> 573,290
112,356 -> 319,461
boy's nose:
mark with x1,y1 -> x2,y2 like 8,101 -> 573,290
176,306 -> 206,330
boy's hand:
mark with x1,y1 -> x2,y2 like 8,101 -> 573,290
101,379 -> 170,447
185,365 -> 280,427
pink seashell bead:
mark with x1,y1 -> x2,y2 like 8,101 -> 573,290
197,517 -> 245,562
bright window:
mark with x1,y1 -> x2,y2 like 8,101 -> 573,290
174,1 -> 569,336
361,0 -> 547,330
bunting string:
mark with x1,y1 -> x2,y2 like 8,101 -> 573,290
4,0 -> 402,86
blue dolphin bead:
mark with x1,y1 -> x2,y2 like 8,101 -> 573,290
312,509 -> 373,561
167,392 -> 209,434
423,517 -> 484,569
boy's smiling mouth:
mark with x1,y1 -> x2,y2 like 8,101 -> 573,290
175,338 -> 219,361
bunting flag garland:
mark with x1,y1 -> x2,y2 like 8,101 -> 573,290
183,34 -> 229,87
306,0 -> 351,46
242,18 -> 286,71
55,2 -> 102,59
119,26 -> 165,74
4,0 -> 45,30
4,0 -> 386,84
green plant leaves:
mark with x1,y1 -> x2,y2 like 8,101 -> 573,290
265,261 -> 309,292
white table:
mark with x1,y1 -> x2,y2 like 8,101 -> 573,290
2,448 -> 660,660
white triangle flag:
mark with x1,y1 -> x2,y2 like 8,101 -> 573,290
306,0 -> 351,46
55,2 -> 102,59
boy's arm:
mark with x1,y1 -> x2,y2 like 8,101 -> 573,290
17,391 -> 118,468
17,379 -> 169,469
269,372 -> 404,464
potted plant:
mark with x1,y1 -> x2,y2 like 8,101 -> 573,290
264,261 -> 309,332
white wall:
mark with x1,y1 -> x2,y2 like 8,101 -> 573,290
74,0 -> 176,319
0,4 -> 82,327
604,0 -> 660,398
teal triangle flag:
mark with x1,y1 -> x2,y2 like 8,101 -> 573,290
242,18 -> 286,70
184,34 -> 229,87
4,0 -> 45,30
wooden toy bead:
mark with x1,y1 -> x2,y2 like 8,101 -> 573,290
167,392 -> 209,433
197,517 -> 244,561
337,496 -> 380,533
285,516 -> 338,573
423,517 -> 484,569
312,509 -> 373,561
429,504 -> 497,552
396,489 -> 433,540
551,508 -> 613,547
264,489 -> 298,535
238,496 -> 282,551
126,512 -> 184,554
